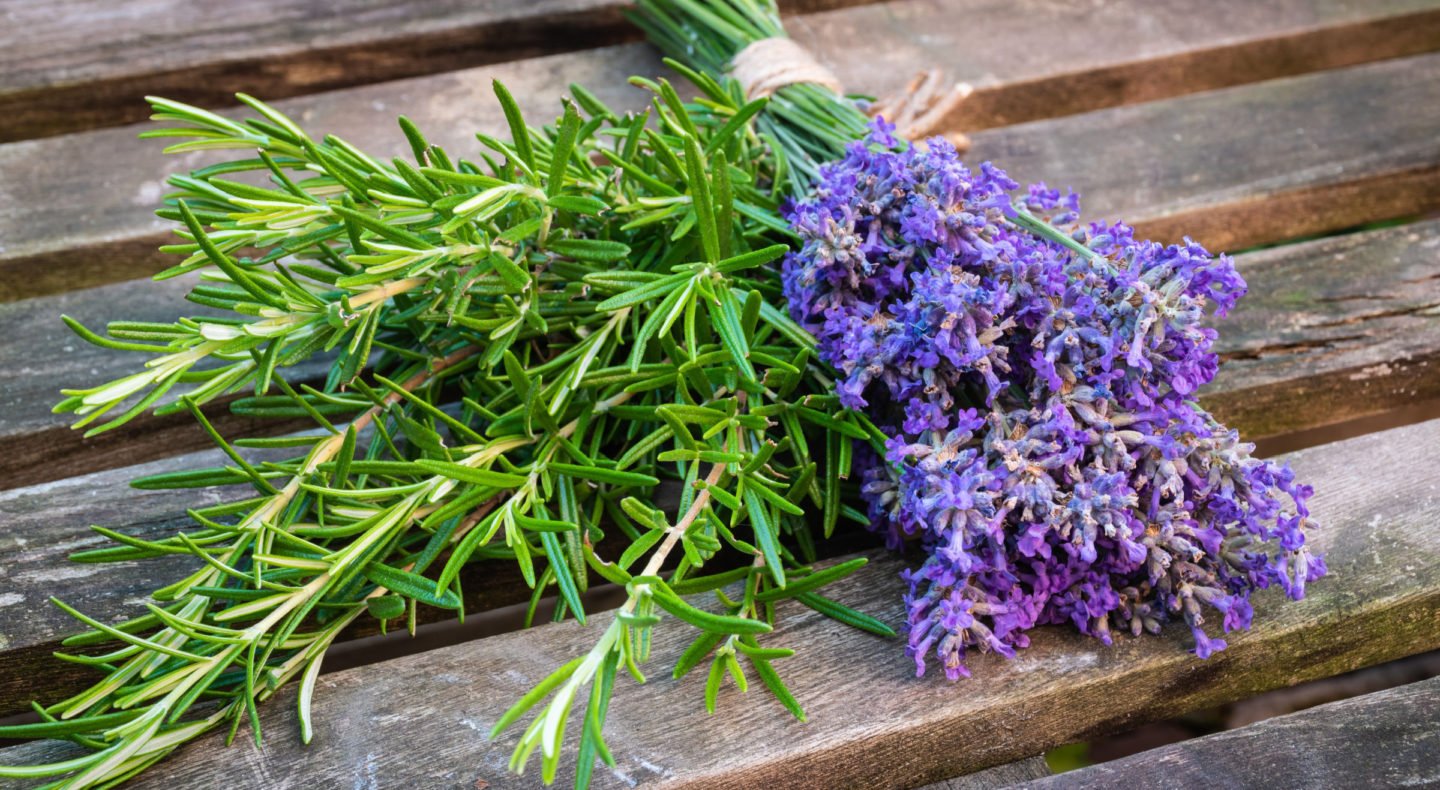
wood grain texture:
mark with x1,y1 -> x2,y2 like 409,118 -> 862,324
4,0 -> 1439,298
3,416 -> 1431,789
0,450 -> 232,718
961,53 -> 1440,254
1205,220 -> 1440,441
1021,677 -> 1440,789
806,0 -> 1440,133
0,0 -> 873,142
919,757 -> 1050,789
0,274 -> 315,491
1223,648 -> 1440,728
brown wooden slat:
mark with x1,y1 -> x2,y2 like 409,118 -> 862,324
1205,220 -> 1440,440
1021,677 -> 1440,789
1223,648 -> 1440,728
3,0 -> 1439,299
4,415 -> 1431,788
815,0 -> 1440,133
920,757 -> 1051,790
0,0 -> 873,143
961,54 -> 1440,254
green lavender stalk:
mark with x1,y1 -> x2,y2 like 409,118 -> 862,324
0,60 -> 889,788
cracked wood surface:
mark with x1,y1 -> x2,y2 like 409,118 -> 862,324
3,0 -> 1439,299
0,0 -> 872,142
1022,676 -> 1440,789
5,415 -> 1436,789
1205,219 -> 1440,440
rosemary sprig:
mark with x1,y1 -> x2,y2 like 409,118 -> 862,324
3,64 -> 890,788
628,0 -> 871,187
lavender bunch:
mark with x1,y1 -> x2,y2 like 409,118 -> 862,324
782,123 -> 1326,679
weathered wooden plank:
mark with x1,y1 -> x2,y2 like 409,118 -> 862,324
1223,648 -> 1440,728
920,757 -> 1051,790
814,0 -> 1440,133
5,415 -> 1433,788
0,441 -> 857,719
0,274 -> 317,491
1022,677 -> 1440,789
1205,220 -> 1440,440
0,450 -> 232,718
962,53 -> 1440,254
0,43 -> 658,302
4,0 -> 1440,299
0,0 -> 871,143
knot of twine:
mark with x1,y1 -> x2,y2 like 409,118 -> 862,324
731,37 -> 843,100
732,38 -> 972,152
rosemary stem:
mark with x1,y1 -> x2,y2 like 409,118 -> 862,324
632,461 -> 728,593
348,276 -> 429,308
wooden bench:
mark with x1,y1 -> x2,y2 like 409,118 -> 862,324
2,1 -> 1439,786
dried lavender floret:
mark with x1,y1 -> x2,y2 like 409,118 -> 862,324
786,122 -> 1325,679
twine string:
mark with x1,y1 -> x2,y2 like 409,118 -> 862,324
731,37 -> 843,99
731,37 -> 973,153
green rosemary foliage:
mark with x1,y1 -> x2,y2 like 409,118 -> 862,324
3,65 -> 891,787
629,0 -> 871,187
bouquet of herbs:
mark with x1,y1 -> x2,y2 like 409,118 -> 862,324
0,0 -> 1322,787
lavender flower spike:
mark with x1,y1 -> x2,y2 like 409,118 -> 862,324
787,122 -> 1325,678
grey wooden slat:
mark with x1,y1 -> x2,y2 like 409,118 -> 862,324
960,53 -> 1440,254
1204,220 -> 1440,442
0,449 -> 230,718
3,0 -> 1439,299
0,273 -> 314,491
0,0 -> 874,142
1020,676 -> 1440,789
919,757 -> 1051,790
6,414 -> 1437,788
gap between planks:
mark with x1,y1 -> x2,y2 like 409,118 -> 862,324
3,0 -> 1440,298
1021,676 -> 1440,789
4,413 -> 1436,788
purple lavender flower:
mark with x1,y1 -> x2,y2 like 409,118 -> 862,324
788,122 -> 1324,678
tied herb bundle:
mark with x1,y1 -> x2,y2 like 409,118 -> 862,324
0,0 -> 1325,788
638,0 -> 1322,679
